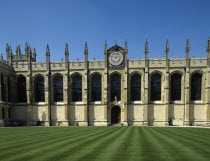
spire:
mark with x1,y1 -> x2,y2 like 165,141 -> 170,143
165,40 -> 169,58
186,39 -> 190,59
46,44 -> 50,56
25,42 -> 28,54
84,42 -> 88,55
46,44 -> 50,62
125,40 -> 128,54
65,43 -> 69,55
104,41 -> 108,54
207,38 -> 210,56
145,40 -> 148,59
33,48 -> 36,61
84,42 -> 88,62
16,45 -> 21,55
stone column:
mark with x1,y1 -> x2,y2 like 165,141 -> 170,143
184,40 -> 190,126
184,68 -> 190,126
165,40 -> 169,126
123,42 -> 128,126
165,72 -> 169,126
104,42 -> 108,125
143,40 -> 149,126
83,42 -> 89,126
206,39 -> 210,125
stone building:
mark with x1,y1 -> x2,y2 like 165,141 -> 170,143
0,40 -> 210,127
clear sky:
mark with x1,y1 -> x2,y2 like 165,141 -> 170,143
0,0 -> 210,62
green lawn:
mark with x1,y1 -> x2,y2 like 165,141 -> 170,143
0,127 -> 210,161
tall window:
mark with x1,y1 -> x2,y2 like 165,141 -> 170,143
17,76 -> 27,103
72,75 -> 82,102
2,108 -> 5,120
7,77 -> 12,102
151,73 -> 161,101
170,73 -> 181,101
111,73 -> 121,101
131,74 -> 141,101
34,76 -> 45,102
91,74 -> 101,102
53,75 -> 63,102
191,73 -> 202,101
1,73 -> 6,102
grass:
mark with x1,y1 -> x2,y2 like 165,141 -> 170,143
0,127 -> 210,161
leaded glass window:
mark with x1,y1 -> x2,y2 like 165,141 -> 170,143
170,73 -> 181,101
151,73 -> 161,101
111,73 -> 121,101
131,74 -> 141,101
17,76 -> 27,103
53,75 -> 63,102
72,75 -> 82,102
34,76 -> 45,102
191,73 -> 202,101
91,74 -> 101,102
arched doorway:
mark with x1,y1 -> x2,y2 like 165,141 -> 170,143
111,106 -> 121,125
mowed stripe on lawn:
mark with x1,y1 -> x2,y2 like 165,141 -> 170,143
0,127 -> 210,161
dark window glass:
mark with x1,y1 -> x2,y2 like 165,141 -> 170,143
53,75 -> 63,102
151,73 -> 161,101
1,74 -> 6,102
72,75 -> 82,102
8,77 -> 12,102
34,76 -> 45,102
8,108 -> 11,119
17,76 -> 27,103
111,74 -> 121,101
91,74 -> 101,102
171,73 -> 181,101
2,108 -> 5,119
191,73 -> 202,101
131,74 -> 141,101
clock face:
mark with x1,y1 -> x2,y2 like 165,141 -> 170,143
109,52 -> 123,66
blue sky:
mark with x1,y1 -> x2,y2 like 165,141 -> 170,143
0,0 -> 210,62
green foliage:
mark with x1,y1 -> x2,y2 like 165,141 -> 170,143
0,127 -> 210,161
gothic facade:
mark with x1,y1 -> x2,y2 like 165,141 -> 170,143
0,40 -> 210,127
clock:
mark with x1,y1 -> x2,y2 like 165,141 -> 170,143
109,52 -> 123,66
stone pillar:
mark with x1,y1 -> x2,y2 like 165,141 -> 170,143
184,69 -> 190,126
164,40 -> 169,126
206,39 -> 210,125
45,75 -> 50,126
184,40 -> 190,126
165,72 -> 169,126
104,42 -> 108,125
143,40 -> 149,126
64,43 -> 70,126
83,42 -> 89,126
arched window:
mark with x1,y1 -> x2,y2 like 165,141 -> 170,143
111,73 -> 121,101
17,76 -> 27,103
91,74 -> 101,102
151,73 -> 161,101
191,73 -> 202,101
53,75 -> 63,102
1,73 -> 6,102
130,74 -> 141,101
72,74 -> 82,102
34,76 -> 45,102
7,77 -> 12,102
170,73 -> 181,101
